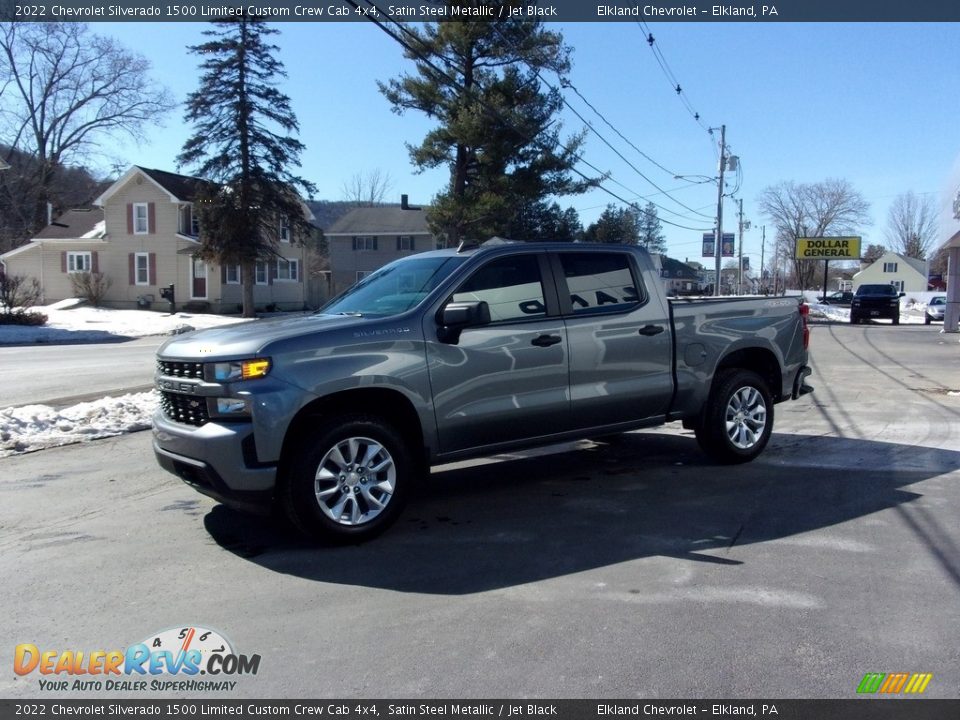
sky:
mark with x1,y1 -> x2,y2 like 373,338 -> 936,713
83,20 -> 960,271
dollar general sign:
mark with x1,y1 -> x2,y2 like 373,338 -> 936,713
795,236 -> 861,259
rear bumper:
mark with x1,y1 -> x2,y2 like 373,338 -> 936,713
792,365 -> 814,399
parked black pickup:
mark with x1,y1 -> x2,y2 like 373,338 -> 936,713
850,284 -> 904,324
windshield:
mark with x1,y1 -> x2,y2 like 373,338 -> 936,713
320,255 -> 466,318
857,284 -> 896,295
930,297 -> 945,306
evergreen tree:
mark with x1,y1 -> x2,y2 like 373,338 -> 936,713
178,17 -> 315,317
637,201 -> 666,253
509,201 -> 581,242
379,16 -> 593,245
583,204 -> 640,245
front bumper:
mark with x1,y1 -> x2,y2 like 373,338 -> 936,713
153,412 -> 276,512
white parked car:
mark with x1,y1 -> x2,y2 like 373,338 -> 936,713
925,296 -> 946,324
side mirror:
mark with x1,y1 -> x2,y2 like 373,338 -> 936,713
437,300 -> 490,343
899,292 -> 906,298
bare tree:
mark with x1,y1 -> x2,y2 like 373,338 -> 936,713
340,169 -> 394,207
0,22 -> 172,238
885,191 -> 937,259
757,179 -> 871,290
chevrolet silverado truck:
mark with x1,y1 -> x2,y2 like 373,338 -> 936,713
849,284 -> 905,324
153,242 -> 813,542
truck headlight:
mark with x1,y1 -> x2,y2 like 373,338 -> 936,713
212,358 -> 271,381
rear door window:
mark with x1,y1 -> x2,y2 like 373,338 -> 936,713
558,253 -> 643,314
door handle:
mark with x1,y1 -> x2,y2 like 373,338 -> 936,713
638,325 -> 665,336
531,334 -> 562,347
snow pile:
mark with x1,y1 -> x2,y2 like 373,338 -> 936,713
0,302 -> 248,344
0,391 -> 158,457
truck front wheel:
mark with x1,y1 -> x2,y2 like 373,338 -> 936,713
695,369 -> 774,464
281,415 -> 411,543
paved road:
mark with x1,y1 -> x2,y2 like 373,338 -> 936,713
2,322 -> 959,699
0,336 -> 163,408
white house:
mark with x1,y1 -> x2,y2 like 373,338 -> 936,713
853,252 -> 929,293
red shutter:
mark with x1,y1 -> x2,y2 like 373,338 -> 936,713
91,251 -> 99,273
126,204 -> 133,235
128,254 -> 135,285
61,252 -> 67,273
148,253 -> 156,285
148,203 -> 156,234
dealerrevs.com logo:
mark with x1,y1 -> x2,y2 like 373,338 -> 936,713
14,626 -> 261,692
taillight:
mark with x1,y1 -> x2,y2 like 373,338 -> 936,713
799,303 -> 810,349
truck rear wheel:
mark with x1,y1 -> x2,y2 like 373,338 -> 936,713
281,415 -> 411,543
695,369 -> 773,464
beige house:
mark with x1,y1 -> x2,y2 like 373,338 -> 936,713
853,251 -> 929,294
1,165 -> 312,313
324,195 -> 437,296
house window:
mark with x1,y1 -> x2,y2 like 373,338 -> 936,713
280,217 -> 291,243
255,262 -> 268,285
356,270 -> 372,283
353,236 -> 377,251
191,208 -> 200,236
225,265 -> 241,284
276,258 -> 299,282
135,253 -> 150,285
133,203 -> 149,234
67,251 -> 92,273
891,280 -> 904,292
397,235 -> 414,251
883,262 -> 898,273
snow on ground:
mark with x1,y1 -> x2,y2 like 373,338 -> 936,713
0,391 -> 157,457
0,299 -> 248,344
0,301 -> 250,455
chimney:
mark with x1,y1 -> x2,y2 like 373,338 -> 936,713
401,194 -> 409,210
47,202 -> 53,226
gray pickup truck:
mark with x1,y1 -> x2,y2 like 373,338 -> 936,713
154,242 -> 813,542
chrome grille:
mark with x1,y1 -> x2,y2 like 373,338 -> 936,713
157,360 -> 204,379
160,391 -> 209,427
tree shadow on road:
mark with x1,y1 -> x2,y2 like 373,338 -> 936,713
203,431 -> 960,595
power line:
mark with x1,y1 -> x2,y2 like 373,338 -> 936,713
487,22 -> 715,223
355,1 -> 714,233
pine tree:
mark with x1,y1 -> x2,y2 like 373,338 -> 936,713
583,204 -> 640,245
178,17 -> 315,317
637,202 -> 666,253
379,16 -> 593,245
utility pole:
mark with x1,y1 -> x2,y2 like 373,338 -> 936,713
737,198 -> 745,295
713,125 -> 726,297
759,225 -> 766,295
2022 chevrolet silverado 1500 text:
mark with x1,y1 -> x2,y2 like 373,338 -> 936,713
154,242 -> 813,542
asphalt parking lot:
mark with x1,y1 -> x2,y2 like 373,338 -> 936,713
2,321 -> 959,699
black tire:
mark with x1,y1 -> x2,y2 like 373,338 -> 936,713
925,315 -> 932,325
280,414 -> 412,543
892,315 -> 900,326
695,369 -> 774,465
849,312 -> 858,324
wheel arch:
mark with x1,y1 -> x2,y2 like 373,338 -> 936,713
278,388 -> 428,487
715,346 -> 782,401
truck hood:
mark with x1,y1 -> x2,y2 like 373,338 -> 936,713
158,313 -> 370,359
